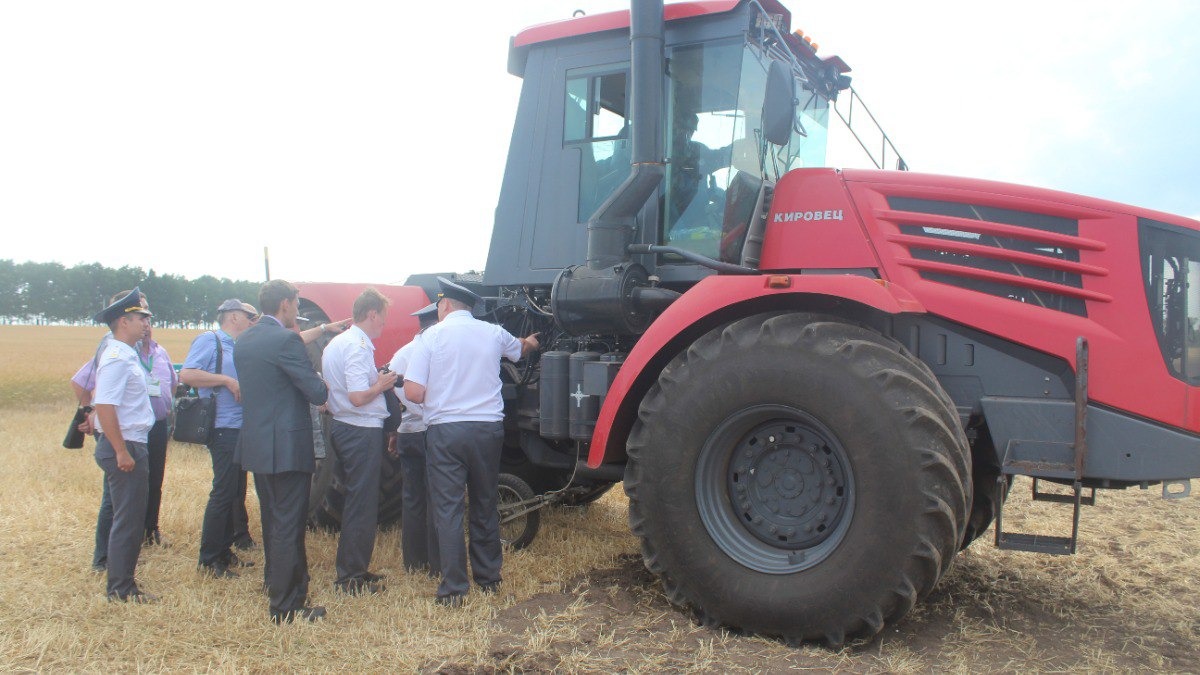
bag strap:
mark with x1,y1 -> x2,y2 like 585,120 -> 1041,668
207,331 -> 224,398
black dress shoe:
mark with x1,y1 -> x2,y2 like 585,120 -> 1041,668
272,605 -> 327,624
108,591 -> 160,604
91,563 -> 107,574
362,571 -> 387,583
478,582 -> 502,595
143,529 -> 171,548
225,552 -> 255,568
434,594 -> 465,608
233,537 -> 258,551
199,563 -> 239,579
336,580 -> 385,596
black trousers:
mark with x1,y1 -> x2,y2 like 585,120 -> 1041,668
199,428 -> 241,566
255,471 -> 312,619
426,421 -> 505,597
330,420 -> 383,586
398,430 -> 439,572
144,418 -> 169,534
95,438 -> 149,598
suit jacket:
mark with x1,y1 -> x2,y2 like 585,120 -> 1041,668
234,315 -> 328,474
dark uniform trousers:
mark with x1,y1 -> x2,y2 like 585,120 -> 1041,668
92,419 -> 168,567
398,431 -> 439,573
199,428 -> 242,566
331,419 -> 383,587
255,471 -> 312,619
94,437 -> 149,598
426,420 -> 505,597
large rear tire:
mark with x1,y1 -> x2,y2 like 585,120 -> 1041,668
625,313 -> 970,645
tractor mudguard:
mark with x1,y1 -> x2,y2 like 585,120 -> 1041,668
586,273 -> 926,467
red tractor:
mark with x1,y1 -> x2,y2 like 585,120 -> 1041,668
299,0 -> 1200,645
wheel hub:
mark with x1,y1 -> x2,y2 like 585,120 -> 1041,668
731,425 -> 849,550
696,405 -> 855,574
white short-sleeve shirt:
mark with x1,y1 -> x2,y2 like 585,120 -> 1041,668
322,324 -> 386,428
403,310 -> 522,425
388,337 -> 427,433
92,340 -> 154,443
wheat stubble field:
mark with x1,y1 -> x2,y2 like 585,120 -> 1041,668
0,325 -> 1198,672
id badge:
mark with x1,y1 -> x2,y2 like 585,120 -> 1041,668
147,375 -> 162,397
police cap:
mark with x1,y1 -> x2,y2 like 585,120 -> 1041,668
436,276 -> 481,308
411,302 -> 439,328
94,287 -> 153,324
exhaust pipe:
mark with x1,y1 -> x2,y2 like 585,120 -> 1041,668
555,0 -> 669,335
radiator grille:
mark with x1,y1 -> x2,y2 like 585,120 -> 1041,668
880,197 -> 1110,316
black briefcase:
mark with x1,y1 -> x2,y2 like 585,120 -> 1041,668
173,394 -> 216,445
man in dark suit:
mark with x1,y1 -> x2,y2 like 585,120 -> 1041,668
234,279 -> 330,624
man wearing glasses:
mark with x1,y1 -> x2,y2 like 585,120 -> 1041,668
181,299 -> 261,578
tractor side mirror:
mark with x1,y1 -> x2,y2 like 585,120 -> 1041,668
762,59 -> 796,146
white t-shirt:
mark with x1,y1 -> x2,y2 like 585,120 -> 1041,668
93,339 -> 154,443
388,337 -> 427,433
403,310 -> 522,425
322,324 -> 386,428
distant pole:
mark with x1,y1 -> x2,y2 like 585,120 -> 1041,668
264,246 -> 271,281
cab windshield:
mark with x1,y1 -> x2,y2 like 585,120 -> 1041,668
663,40 -> 829,263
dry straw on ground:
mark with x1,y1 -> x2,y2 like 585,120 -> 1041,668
1,325 -> 1198,672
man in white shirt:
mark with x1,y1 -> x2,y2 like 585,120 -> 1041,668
321,288 -> 398,595
387,302 -> 440,574
91,288 -> 158,603
403,278 -> 539,606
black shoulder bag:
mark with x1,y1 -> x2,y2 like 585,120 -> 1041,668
172,332 -> 222,445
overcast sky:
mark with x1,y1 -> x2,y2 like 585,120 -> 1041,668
2,1 -> 1197,286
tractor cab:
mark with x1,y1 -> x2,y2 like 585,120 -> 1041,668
485,0 -> 846,288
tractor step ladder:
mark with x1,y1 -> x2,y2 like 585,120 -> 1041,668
994,337 -> 1096,555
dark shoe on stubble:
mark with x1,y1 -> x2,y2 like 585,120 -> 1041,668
272,605 -> 327,624
108,591 -> 160,604
434,594 -> 465,608
336,579 -> 385,596
143,529 -> 171,548
199,563 -> 239,579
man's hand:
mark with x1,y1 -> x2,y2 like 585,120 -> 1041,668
225,376 -> 242,403
77,417 -> 94,435
377,370 -> 399,391
521,332 -> 541,356
386,432 -> 399,459
115,448 -> 135,472
327,318 -> 351,334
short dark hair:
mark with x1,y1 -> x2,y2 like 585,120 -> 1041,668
352,288 -> 390,323
259,279 -> 299,316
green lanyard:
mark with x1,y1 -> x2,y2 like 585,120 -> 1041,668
138,350 -> 154,374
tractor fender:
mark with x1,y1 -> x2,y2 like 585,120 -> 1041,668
587,273 -> 925,467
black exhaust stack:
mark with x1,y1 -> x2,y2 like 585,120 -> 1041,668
551,0 -> 679,336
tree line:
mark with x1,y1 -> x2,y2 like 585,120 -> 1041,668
0,259 -> 263,328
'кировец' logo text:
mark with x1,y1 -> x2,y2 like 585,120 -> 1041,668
774,210 -> 845,223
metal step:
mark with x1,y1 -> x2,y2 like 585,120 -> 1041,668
996,532 -> 1075,555
992,337 -> 1091,556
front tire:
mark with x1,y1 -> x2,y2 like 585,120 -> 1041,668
625,313 -> 970,645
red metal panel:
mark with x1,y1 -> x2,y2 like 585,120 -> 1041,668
758,168 -> 880,270
841,170 -> 1199,431
513,0 -> 792,48
296,282 -> 429,368
586,273 -> 924,466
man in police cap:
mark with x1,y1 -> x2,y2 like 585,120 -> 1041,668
403,278 -> 539,606
91,288 -> 158,603
387,301 -> 440,574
